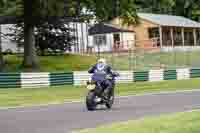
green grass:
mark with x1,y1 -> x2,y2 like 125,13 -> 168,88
0,78 -> 200,107
4,54 -> 97,72
74,110 -> 200,133
102,51 -> 200,70
3,51 -> 200,72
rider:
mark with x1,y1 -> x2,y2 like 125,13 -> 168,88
88,58 -> 114,97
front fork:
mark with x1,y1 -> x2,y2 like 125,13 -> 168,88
94,81 -> 115,102
103,83 -> 115,101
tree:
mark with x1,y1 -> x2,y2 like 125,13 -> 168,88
172,0 -> 200,21
0,0 -> 17,15
0,0 -> 17,71
191,1 -> 200,22
8,0 -> 68,70
83,0 -> 138,24
135,0 -> 200,22
1,0 -> 82,71
1,0 -> 140,71
8,20 -> 76,56
1,0 -> 41,70
136,0 -> 175,14
20,0 -> 139,70
0,25 -> 3,71
36,21 -> 76,55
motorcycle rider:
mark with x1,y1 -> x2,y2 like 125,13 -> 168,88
88,58 -> 115,99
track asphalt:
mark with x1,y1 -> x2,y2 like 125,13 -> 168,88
0,90 -> 200,133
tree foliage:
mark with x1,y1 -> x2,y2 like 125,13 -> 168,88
82,0 -> 138,24
135,0 -> 200,22
0,0 -> 200,71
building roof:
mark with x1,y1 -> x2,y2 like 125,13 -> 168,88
138,13 -> 200,28
88,23 -> 134,35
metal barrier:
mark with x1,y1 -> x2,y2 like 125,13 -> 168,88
190,69 -> 200,78
0,73 -> 20,88
134,71 -> 149,82
49,72 -> 74,86
21,73 -> 50,88
0,68 -> 199,88
163,70 -> 177,80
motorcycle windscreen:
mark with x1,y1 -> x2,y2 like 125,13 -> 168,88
91,73 -> 106,82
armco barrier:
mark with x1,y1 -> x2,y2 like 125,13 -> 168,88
164,70 -> 177,80
73,71 -> 92,85
49,72 -> 73,86
149,69 -> 164,82
190,69 -> 200,78
0,68 -> 199,88
73,71 -> 134,85
116,71 -> 133,83
176,68 -> 190,80
0,73 -> 21,88
134,71 -> 149,82
21,73 -> 50,88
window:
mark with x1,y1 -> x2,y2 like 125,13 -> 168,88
184,31 -> 194,46
174,28 -> 182,46
113,34 -> 120,43
162,29 -> 171,46
148,28 -> 159,39
93,35 -> 107,46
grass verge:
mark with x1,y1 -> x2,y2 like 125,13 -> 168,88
4,54 -> 97,72
4,51 -> 200,72
0,78 -> 199,107
74,110 -> 200,133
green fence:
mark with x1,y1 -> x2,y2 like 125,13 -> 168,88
190,69 -> 200,78
0,73 -> 21,88
164,70 -> 177,80
0,68 -> 199,88
134,71 -> 149,82
49,72 -> 73,86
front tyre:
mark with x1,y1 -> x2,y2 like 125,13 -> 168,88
105,93 -> 114,109
86,91 -> 96,111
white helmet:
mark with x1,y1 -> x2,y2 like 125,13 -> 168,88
98,58 -> 106,64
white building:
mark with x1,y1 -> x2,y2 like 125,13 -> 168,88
0,23 -> 135,54
0,24 -> 20,53
0,23 -> 91,54
88,23 -> 135,53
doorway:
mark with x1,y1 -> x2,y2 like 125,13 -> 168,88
113,33 -> 120,50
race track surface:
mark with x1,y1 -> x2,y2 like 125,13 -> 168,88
0,90 -> 200,133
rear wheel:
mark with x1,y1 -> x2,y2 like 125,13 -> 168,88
86,91 -> 96,111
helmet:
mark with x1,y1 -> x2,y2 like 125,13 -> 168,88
97,58 -> 106,64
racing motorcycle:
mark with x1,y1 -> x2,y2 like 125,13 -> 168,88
86,72 -> 119,111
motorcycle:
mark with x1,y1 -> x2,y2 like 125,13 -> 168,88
86,72 -> 119,111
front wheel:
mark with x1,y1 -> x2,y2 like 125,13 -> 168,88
86,91 -> 96,111
105,93 -> 114,109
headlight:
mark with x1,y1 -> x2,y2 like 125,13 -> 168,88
87,84 -> 96,90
